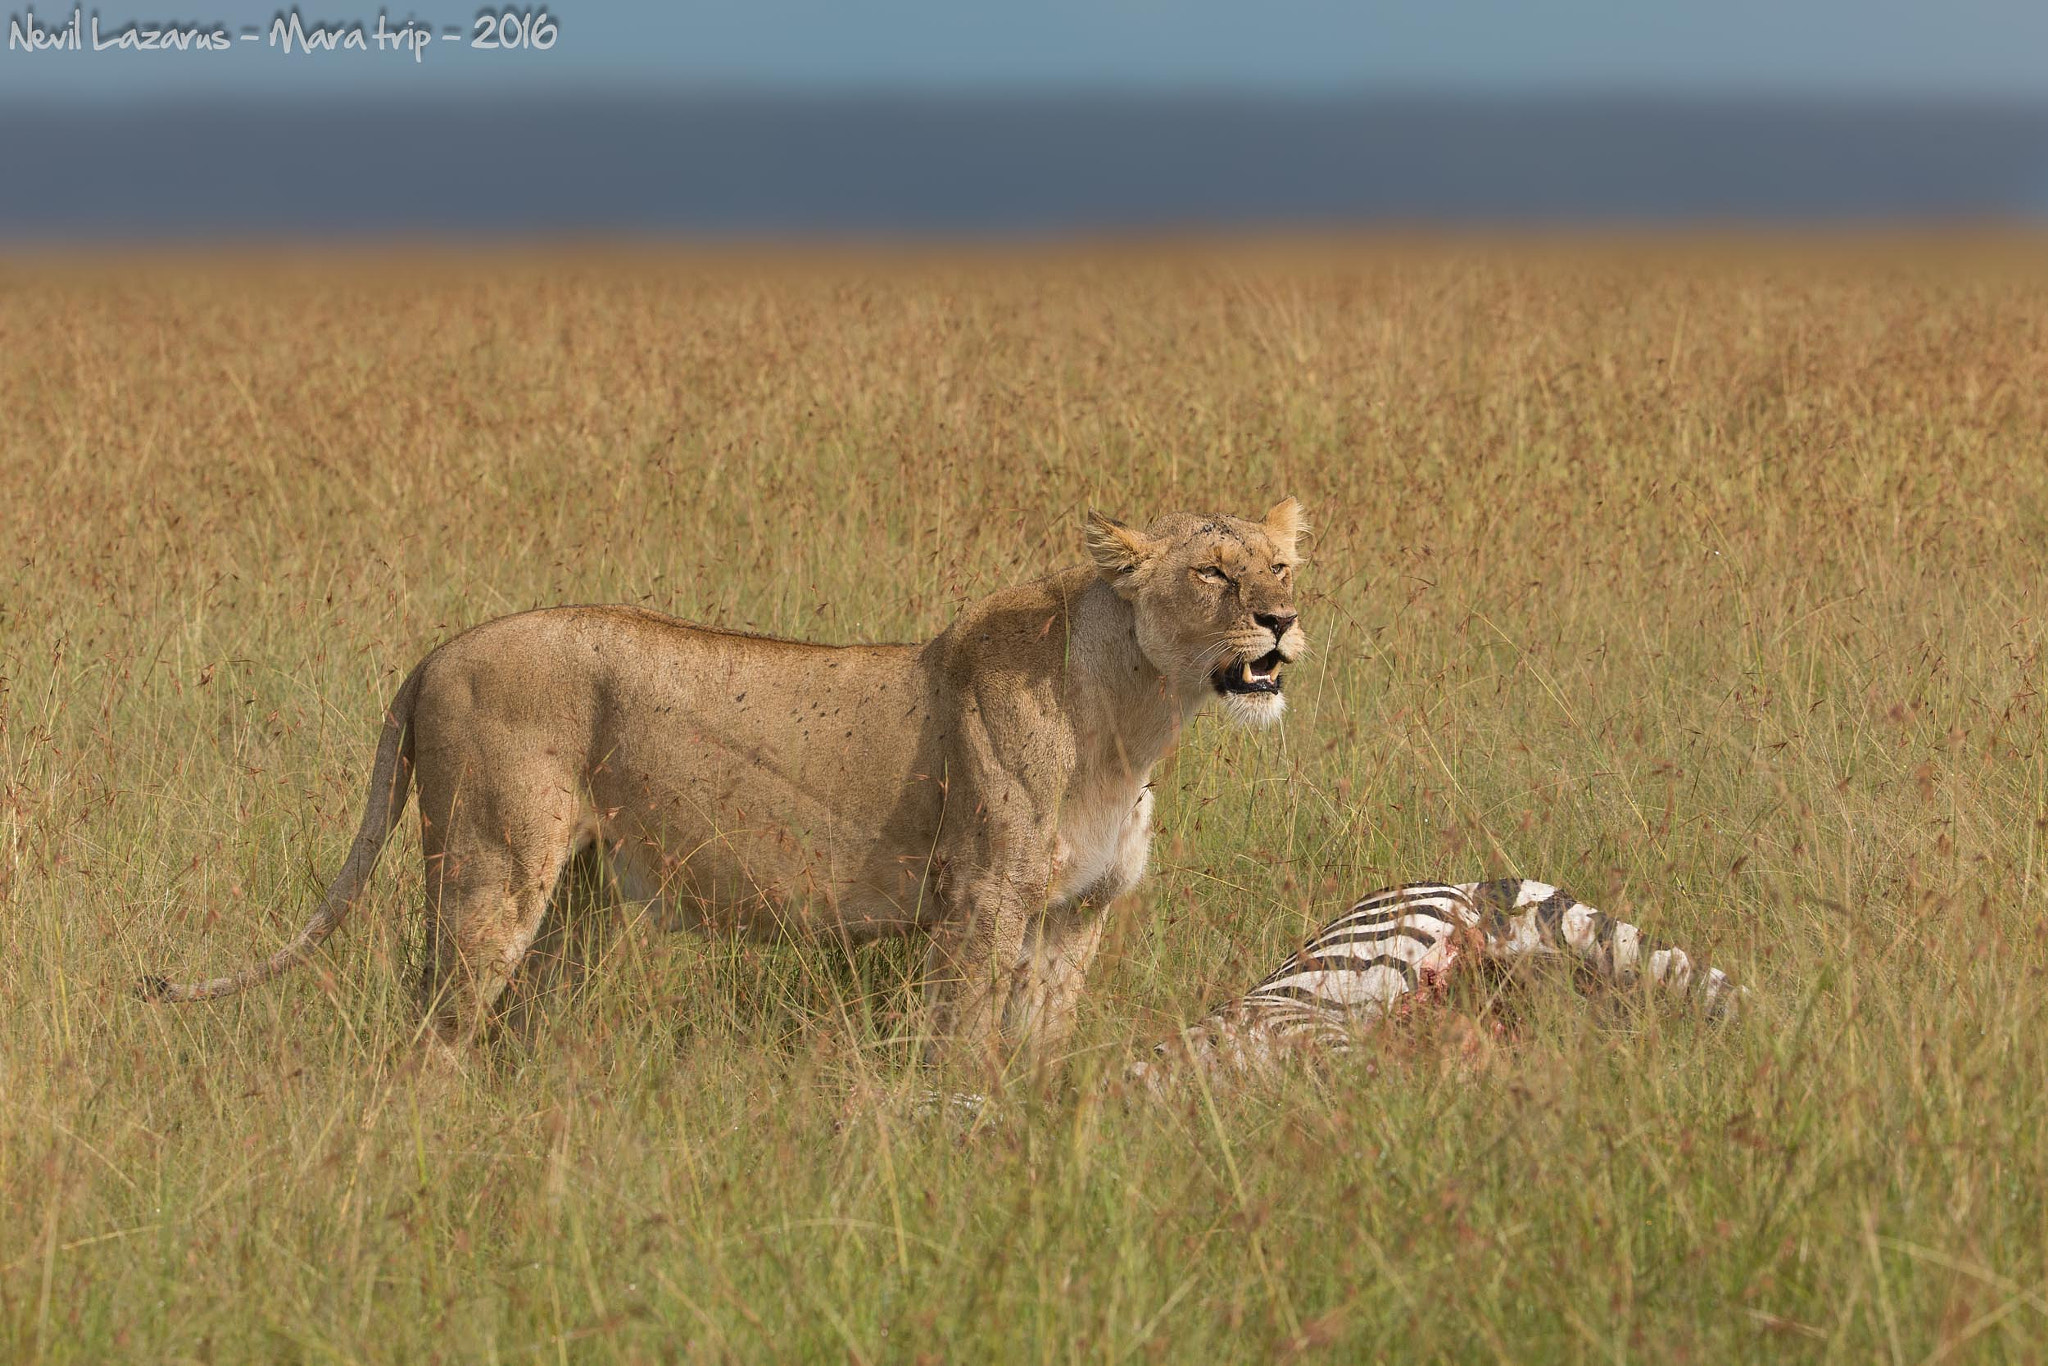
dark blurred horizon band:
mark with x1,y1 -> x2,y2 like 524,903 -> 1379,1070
2,91 -> 2045,241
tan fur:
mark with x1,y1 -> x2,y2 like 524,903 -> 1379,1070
145,501 -> 1308,1073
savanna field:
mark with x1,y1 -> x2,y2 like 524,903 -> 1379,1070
4,241 -> 2048,1362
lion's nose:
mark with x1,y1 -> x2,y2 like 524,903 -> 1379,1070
1255,610 -> 1298,640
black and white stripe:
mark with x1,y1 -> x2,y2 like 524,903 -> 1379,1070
1130,878 -> 1743,1090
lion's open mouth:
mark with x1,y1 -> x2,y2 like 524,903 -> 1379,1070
1212,649 -> 1286,697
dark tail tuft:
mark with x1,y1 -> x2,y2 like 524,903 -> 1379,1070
136,974 -> 172,1001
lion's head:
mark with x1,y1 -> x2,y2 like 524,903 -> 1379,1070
1085,498 -> 1308,726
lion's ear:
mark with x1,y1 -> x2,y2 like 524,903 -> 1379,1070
1261,497 -> 1308,562
1085,511 -> 1162,587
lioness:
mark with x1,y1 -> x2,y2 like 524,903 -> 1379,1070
146,500 -> 1308,1070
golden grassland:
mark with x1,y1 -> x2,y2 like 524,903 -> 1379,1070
3,239 -> 2048,1361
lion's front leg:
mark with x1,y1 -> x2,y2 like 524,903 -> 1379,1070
919,836 -> 1048,1076
999,897 -> 1118,1071
920,888 -> 1030,1075
920,687 -> 1079,1077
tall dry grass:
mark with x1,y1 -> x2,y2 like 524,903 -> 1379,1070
3,240 -> 2047,1361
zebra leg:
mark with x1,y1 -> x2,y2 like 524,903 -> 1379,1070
1463,879 -> 1743,1016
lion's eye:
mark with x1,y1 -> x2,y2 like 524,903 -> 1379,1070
1195,566 -> 1229,586
1272,563 -> 1292,579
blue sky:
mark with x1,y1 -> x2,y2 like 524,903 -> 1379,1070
5,0 -> 2048,98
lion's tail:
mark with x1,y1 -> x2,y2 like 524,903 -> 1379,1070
140,663 -> 427,1005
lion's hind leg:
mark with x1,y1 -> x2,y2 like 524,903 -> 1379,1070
495,841 -> 632,1045
415,772 -> 595,1059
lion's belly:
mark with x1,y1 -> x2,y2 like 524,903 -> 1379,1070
604,797 -> 949,942
606,827 -> 944,943
589,654 -> 951,943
